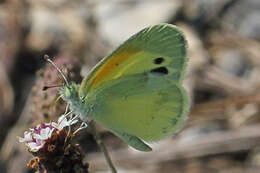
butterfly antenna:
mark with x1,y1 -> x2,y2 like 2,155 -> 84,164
42,84 -> 63,91
44,55 -> 69,86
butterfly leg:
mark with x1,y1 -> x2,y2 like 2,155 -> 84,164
64,103 -> 69,115
112,129 -> 152,152
73,121 -> 88,135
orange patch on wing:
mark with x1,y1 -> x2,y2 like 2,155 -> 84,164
89,48 -> 139,89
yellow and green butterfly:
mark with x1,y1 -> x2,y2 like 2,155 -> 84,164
55,23 -> 189,151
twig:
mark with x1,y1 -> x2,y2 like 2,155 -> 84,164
87,124 -> 260,171
89,122 -> 117,173
191,91 -> 260,119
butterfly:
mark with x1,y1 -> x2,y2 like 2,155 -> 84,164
49,23 -> 189,152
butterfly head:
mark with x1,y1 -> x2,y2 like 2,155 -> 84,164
59,82 -> 80,103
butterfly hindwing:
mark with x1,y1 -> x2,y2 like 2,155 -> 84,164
111,129 -> 152,152
84,73 -> 188,147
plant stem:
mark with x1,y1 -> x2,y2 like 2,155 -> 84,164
90,122 -> 117,173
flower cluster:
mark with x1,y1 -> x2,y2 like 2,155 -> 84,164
19,115 -> 78,152
19,115 -> 89,172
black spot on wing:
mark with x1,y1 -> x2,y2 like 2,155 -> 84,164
150,67 -> 168,74
162,127 -> 168,134
154,57 -> 164,64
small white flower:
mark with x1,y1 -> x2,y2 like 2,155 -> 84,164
19,131 -> 33,143
27,141 -> 45,152
34,127 -> 54,140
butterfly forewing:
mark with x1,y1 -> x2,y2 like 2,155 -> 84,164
79,24 -> 187,98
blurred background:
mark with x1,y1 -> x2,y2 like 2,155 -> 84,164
1,0 -> 260,172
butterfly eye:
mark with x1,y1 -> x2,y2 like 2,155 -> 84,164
150,66 -> 168,74
153,57 -> 164,64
